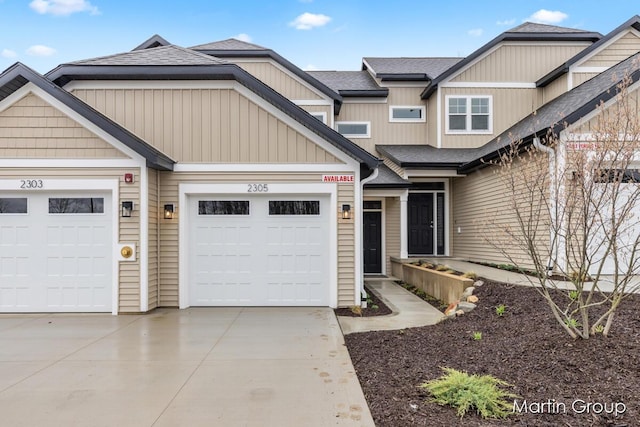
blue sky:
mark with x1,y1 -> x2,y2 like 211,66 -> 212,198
1,1 -> 639,74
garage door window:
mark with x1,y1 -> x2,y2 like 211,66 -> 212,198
198,200 -> 250,215
48,198 -> 104,214
269,200 -> 320,215
0,198 -> 28,214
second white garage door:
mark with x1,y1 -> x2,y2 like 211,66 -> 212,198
189,195 -> 329,306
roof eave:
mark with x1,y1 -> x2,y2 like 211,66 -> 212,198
378,73 -> 429,82
363,183 -> 412,189
340,89 -> 389,97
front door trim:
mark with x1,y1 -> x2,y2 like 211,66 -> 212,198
363,198 -> 384,275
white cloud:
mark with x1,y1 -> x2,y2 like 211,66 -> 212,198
233,33 -> 252,43
29,0 -> 99,16
26,45 -> 57,57
496,19 -> 516,26
467,28 -> 484,37
526,9 -> 568,24
1,49 -> 17,58
289,12 -> 331,30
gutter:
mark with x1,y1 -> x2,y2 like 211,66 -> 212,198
358,166 -> 380,304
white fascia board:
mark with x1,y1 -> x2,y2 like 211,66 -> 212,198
173,163 -> 356,172
342,98 -> 388,104
572,66 -> 609,73
0,159 -> 141,168
441,82 -> 536,89
5,83 -> 145,164
363,189 -> 408,197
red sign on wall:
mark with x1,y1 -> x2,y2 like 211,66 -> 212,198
322,175 -> 354,183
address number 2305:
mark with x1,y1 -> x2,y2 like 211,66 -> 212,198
247,183 -> 268,193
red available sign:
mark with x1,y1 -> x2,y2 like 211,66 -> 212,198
322,175 -> 354,183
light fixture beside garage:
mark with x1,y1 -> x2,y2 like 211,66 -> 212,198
164,204 -> 174,219
341,204 -> 352,220
121,201 -> 133,217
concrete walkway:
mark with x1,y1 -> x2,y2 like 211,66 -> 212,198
337,279 -> 444,334
0,308 -> 374,427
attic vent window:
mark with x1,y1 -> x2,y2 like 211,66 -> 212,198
336,122 -> 371,138
390,106 -> 425,122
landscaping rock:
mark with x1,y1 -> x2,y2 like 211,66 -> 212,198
467,295 -> 479,303
457,301 -> 477,313
455,309 -> 465,316
444,301 -> 459,316
473,280 -> 484,287
444,312 -> 456,320
461,286 -> 475,299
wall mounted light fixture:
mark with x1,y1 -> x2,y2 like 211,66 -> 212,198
121,201 -> 133,218
341,204 -> 352,220
164,204 -> 174,219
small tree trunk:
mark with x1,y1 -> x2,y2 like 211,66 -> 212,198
603,311 -> 615,336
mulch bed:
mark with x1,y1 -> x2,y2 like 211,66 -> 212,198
335,286 -> 393,317
345,280 -> 640,426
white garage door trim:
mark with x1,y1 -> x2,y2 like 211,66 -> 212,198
179,183 -> 338,308
0,179 -> 120,314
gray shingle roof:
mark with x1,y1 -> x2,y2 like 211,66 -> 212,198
364,164 -> 411,188
132,35 -> 171,51
307,71 -> 383,93
363,57 -> 463,79
461,51 -> 640,171
507,22 -> 592,34
190,38 -> 267,51
377,145 -> 478,167
69,45 -> 227,66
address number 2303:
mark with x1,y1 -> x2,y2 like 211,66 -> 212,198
247,183 -> 269,193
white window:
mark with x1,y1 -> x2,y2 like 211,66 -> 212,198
336,121 -> 371,138
389,106 -> 425,122
310,112 -> 327,124
445,96 -> 492,134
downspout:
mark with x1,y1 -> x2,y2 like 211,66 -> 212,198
358,166 -> 380,304
533,136 -> 556,275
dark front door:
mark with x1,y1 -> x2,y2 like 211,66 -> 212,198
408,194 -> 433,255
363,211 -> 382,273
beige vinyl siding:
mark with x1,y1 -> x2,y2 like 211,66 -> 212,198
72,88 -> 342,164
300,105 -> 333,126
384,197 -> 400,274
337,183 -> 356,307
158,171 -> 357,308
148,168 -> 159,310
427,96 -> 438,147
235,60 -> 324,101
337,87 -> 428,153
0,93 -> 128,159
451,160 -> 549,269
543,74 -> 568,103
452,43 -> 590,82
440,87 -> 539,149
572,72 -> 599,87
572,88 -> 640,133
0,167 -> 141,313
583,31 -> 640,67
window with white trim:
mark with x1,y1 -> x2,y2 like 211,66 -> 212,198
310,112 -> 327,124
446,96 -> 492,133
389,106 -> 425,122
336,121 -> 370,138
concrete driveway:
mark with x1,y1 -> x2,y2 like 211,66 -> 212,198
0,308 -> 374,426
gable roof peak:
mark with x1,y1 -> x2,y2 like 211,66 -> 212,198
507,21 -> 592,34
132,34 -> 171,51
190,38 -> 268,51
66,44 -> 228,66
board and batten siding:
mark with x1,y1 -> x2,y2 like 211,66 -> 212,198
0,93 -> 128,159
337,87 -> 428,153
543,74 -> 569,103
384,197 -> 400,274
158,171 -> 357,308
583,31 -> 640,68
72,88 -> 342,164
0,167 -> 141,313
572,72 -> 599,88
148,168 -> 159,310
235,60 -> 325,101
440,87 -> 540,149
451,160 -> 550,269
452,43 -> 590,82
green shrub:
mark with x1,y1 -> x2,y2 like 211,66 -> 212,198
421,368 -> 517,419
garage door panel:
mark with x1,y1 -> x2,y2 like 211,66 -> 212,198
190,195 -> 329,306
0,192 -> 112,312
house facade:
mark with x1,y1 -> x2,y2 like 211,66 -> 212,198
1,17 -> 640,313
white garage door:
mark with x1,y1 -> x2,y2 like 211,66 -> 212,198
189,195 -> 329,306
0,192 -> 112,312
